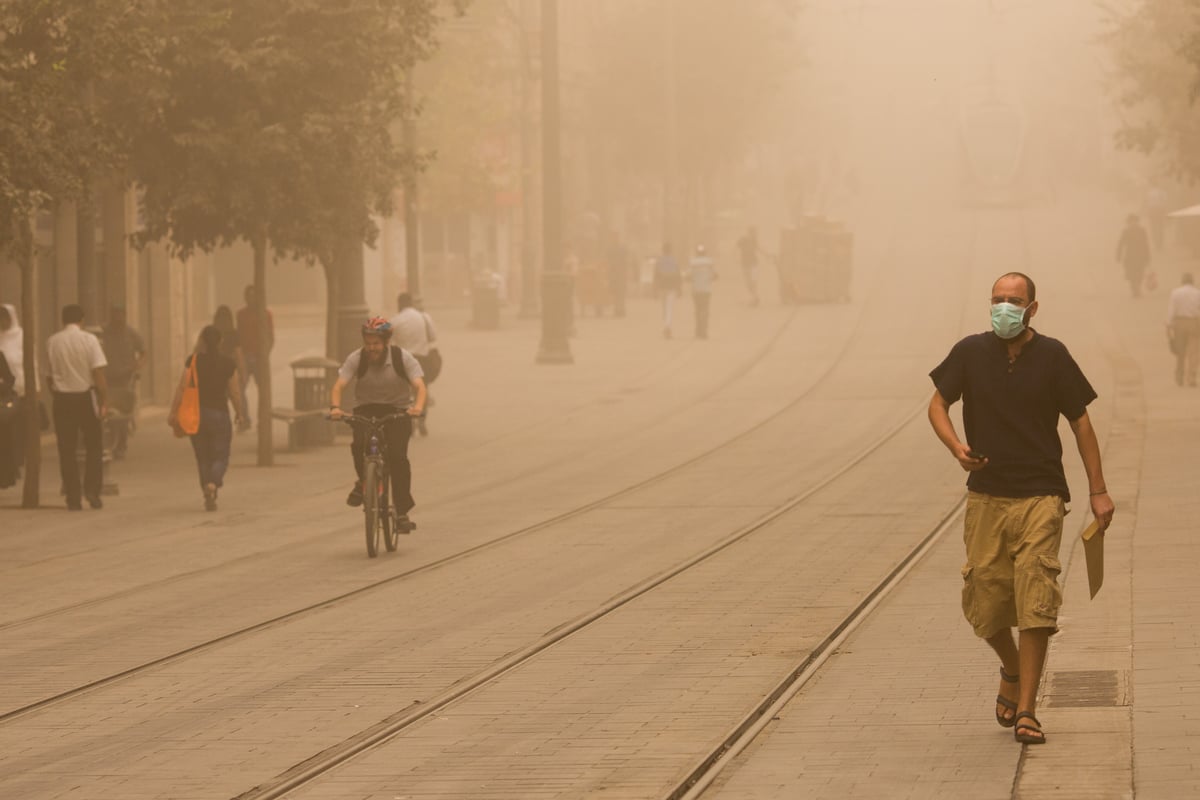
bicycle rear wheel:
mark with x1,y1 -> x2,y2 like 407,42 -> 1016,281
363,461 -> 382,558
381,470 -> 397,552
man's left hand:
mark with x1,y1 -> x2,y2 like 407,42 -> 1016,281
1091,491 -> 1115,532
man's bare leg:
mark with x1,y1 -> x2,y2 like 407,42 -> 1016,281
985,629 -> 1020,723
1014,627 -> 1050,741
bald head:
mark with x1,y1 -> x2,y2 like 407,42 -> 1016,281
992,272 -> 1036,304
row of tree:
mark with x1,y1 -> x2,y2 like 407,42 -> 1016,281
0,0 -> 453,505
1104,0 -> 1200,181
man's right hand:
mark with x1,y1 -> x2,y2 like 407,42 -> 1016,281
328,407 -> 345,420
952,442 -> 988,472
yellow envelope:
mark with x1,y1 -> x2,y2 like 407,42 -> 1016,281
1081,520 -> 1104,599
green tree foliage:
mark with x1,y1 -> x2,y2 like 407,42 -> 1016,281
1,0 -> 162,507
1104,0 -> 1200,180
130,0 -> 444,465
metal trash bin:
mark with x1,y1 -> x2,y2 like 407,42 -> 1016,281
472,280 -> 501,329
290,356 -> 340,447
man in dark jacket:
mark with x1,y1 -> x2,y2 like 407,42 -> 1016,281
1116,214 -> 1151,298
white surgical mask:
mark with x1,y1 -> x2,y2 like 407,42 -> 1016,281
990,302 -> 1027,339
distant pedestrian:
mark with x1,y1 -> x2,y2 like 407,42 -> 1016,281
688,244 -> 717,339
655,243 -> 682,339
390,293 -> 440,437
168,325 -> 246,511
604,231 -> 630,318
736,227 -> 761,306
235,285 -> 274,427
0,303 -> 24,487
1166,272 -> 1200,387
46,304 -> 108,511
1116,214 -> 1151,298
100,305 -> 146,458
928,272 -> 1113,746
212,305 -> 249,429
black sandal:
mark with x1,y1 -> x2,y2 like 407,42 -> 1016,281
1013,711 -> 1046,744
996,667 -> 1019,728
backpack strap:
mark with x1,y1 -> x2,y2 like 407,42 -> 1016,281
391,346 -> 410,384
354,346 -> 411,385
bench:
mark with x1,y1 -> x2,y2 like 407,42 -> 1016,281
270,407 -> 328,451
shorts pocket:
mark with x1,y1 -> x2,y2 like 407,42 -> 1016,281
960,563 -> 978,627
1031,554 -> 1063,617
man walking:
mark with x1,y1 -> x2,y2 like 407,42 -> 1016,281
688,244 -> 717,339
1115,214 -> 1151,298
1167,272 -> 1200,387
100,304 -> 146,458
235,284 -> 274,427
47,304 -> 109,510
390,292 -> 440,436
927,272 -> 1114,746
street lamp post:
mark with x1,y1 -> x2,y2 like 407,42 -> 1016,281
403,69 -> 422,308
536,0 -> 573,364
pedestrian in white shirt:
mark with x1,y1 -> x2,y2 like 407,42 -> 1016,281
389,292 -> 441,437
46,304 -> 108,510
1167,272 -> 1200,387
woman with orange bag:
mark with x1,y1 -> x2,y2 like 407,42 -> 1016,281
168,325 -> 246,511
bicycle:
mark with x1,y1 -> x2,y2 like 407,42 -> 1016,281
332,411 -> 419,558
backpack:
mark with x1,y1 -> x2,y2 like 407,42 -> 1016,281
355,346 -> 411,384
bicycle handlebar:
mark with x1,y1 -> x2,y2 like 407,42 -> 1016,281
328,410 -> 420,426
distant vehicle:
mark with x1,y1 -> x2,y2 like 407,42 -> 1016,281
958,95 -> 1028,207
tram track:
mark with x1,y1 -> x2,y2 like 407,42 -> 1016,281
232,398 -> 940,800
0,274 -> 866,723
224,218 -> 988,798
2,212 -> 998,800
0,307 -> 806,635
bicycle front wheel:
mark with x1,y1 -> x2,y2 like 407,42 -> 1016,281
381,470 -> 397,552
363,461 -> 382,558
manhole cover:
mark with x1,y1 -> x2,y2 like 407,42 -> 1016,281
1043,669 -> 1128,708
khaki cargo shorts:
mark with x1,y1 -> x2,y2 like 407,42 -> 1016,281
960,491 -> 1065,639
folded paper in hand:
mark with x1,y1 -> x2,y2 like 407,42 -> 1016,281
1081,520 -> 1104,599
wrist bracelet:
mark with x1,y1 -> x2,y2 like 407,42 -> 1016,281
1090,489 -> 1107,496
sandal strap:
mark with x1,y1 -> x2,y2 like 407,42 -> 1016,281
1000,667 -> 1020,683
1013,711 -> 1041,728
995,695 -> 1017,710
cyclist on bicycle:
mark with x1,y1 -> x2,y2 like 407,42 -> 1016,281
329,317 -> 426,527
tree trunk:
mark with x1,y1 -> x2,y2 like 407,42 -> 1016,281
253,233 -> 273,467
19,218 -> 41,508
322,260 -> 338,361
76,195 -> 98,322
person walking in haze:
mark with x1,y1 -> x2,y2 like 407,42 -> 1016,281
46,304 -> 109,510
736,226 -> 761,307
1115,214 -> 1151,298
100,305 -> 146,458
389,293 -> 440,436
168,325 -> 247,511
329,318 -> 426,530
927,272 -> 1114,746
212,305 -> 249,427
235,285 -> 274,427
0,303 -> 25,487
688,244 -> 717,339
655,243 -> 682,339
1166,272 -> 1200,387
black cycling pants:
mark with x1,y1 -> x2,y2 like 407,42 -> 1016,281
350,403 -> 414,514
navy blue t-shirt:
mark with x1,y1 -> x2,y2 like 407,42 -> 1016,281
929,330 -> 1097,502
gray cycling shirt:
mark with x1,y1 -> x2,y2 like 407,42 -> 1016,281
338,347 -> 424,407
